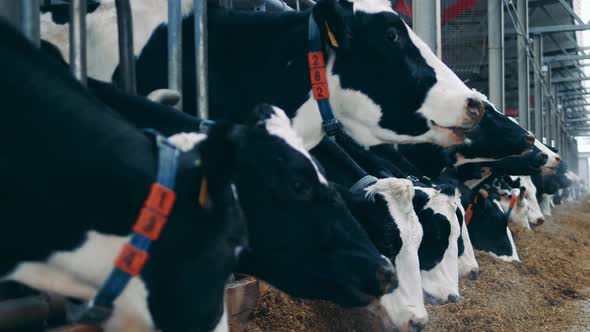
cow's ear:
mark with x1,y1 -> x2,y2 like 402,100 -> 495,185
312,0 -> 352,50
518,187 -> 526,200
200,122 -> 242,180
245,103 -> 275,127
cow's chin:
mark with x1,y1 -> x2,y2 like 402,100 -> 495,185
429,126 -> 469,147
542,167 -> 555,176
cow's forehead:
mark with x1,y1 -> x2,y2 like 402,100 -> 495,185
265,107 -> 328,184
348,0 -> 395,14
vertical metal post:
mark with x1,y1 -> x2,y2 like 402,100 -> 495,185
115,0 -> 137,94
413,0 -> 441,57
168,0 -> 183,109
517,0 -> 529,128
488,0 -> 505,111
295,0 -> 300,11
21,0 -> 40,47
545,64 -> 552,146
194,0 -> 208,119
70,0 -> 87,85
533,34 -> 543,138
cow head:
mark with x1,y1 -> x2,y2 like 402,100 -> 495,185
236,104 -> 396,307
412,186 -> 461,305
533,140 -> 561,175
445,103 -> 535,165
514,176 -> 544,227
467,188 -> 520,262
151,125 -> 247,332
307,0 -> 486,147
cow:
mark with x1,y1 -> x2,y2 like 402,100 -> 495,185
513,175 -> 545,227
0,19 -> 246,331
397,102 -> 535,179
43,0 -> 487,149
1,23 -> 396,332
491,177 -> 531,230
463,188 -> 520,262
334,136 -> 465,303
310,137 -> 427,332
360,143 -> 480,281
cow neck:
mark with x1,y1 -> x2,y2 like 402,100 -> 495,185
310,137 -> 374,190
67,131 -> 183,324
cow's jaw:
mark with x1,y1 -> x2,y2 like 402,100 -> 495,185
366,179 -> 427,331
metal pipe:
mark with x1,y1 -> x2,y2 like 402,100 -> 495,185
0,293 -> 65,329
21,0 -> 40,47
412,0 -> 441,57
517,0 -> 529,129
545,65 -> 553,146
533,34 -> 543,138
488,0 -> 505,111
194,0 -> 208,119
70,0 -> 88,85
115,0 -> 137,94
168,0 -> 183,109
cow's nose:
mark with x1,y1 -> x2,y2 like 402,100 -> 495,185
469,270 -> 479,280
408,319 -> 427,332
447,294 -> 461,303
524,134 -> 535,148
467,98 -> 484,120
555,156 -> 561,163
535,218 -> 545,226
376,263 -> 397,294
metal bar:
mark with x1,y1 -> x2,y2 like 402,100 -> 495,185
194,0 -> 208,119
566,118 -> 590,123
545,64 -> 552,145
533,34 -> 544,138
20,0 -> 40,47
488,0 -> 505,111
517,0 -> 529,129
557,0 -> 585,25
544,54 -> 590,63
529,24 -> 590,34
115,0 -> 137,94
413,0 -> 441,58
168,0 -> 183,109
552,76 -> 590,83
70,0 -> 87,85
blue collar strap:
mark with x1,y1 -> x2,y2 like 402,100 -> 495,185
67,130 -> 181,325
308,14 -> 341,137
350,175 -> 379,193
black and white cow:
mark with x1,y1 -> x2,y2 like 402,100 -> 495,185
43,0 -> 487,149
492,176 -> 531,230
310,137 -> 427,332
335,136 -> 465,304
0,20 -> 245,331
398,102 -> 535,179
463,187 -> 520,262
1,23 -> 396,332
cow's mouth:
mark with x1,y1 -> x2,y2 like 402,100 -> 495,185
431,120 -> 474,139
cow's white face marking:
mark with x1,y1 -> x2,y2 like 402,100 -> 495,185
211,301 -> 229,332
487,215 -> 520,263
349,0 -> 395,14
514,176 -> 544,225
500,189 -> 531,230
3,231 -> 155,331
534,139 -> 560,169
455,193 -> 479,278
417,188 -> 460,303
365,178 -> 427,330
266,107 -> 328,184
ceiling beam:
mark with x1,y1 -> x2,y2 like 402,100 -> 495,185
544,54 -> 590,63
528,24 -> 590,34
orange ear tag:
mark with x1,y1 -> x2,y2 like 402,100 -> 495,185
199,177 -> 208,208
325,23 -> 339,48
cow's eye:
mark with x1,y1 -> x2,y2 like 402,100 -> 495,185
386,27 -> 400,44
